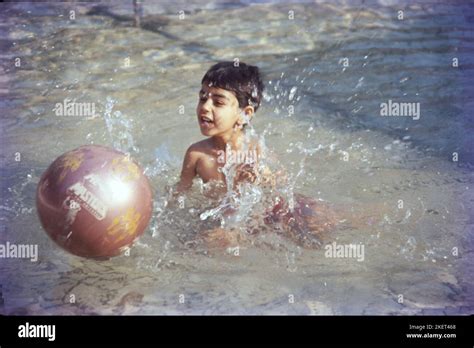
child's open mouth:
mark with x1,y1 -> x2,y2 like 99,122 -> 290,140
199,116 -> 214,128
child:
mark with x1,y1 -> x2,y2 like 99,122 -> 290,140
176,61 -> 337,249
176,61 -> 264,193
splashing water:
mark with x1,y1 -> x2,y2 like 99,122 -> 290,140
0,1 -> 471,316
103,96 -> 139,155
197,112 -> 303,233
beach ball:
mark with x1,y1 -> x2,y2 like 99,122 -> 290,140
36,145 -> 153,259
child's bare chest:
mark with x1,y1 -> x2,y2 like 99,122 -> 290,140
196,153 -> 225,183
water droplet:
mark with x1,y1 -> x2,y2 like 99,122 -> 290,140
289,86 -> 297,101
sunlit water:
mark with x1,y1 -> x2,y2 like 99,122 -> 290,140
0,1 -> 473,315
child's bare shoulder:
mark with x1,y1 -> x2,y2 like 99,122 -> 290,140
183,139 -> 217,169
178,140 -> 215,192
185,138 -> 215,157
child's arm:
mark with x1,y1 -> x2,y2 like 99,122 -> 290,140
176,145 -> 199,193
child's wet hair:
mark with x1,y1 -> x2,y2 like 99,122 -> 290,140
201,61 -> 265,112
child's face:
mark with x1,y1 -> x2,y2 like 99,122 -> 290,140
196,84 -> 248,137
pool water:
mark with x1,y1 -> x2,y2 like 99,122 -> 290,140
0,0 -> 473,315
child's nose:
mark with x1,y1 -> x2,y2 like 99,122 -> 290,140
201,98 -> 213,111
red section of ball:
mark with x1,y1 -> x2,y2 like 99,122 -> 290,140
36,145 -> 153,259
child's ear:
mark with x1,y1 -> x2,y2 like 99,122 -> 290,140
234,106 -> 255,130
242,105 -> 254,121
244,105 -> 255,117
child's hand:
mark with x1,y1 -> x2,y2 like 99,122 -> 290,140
234,163 -> 257,184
